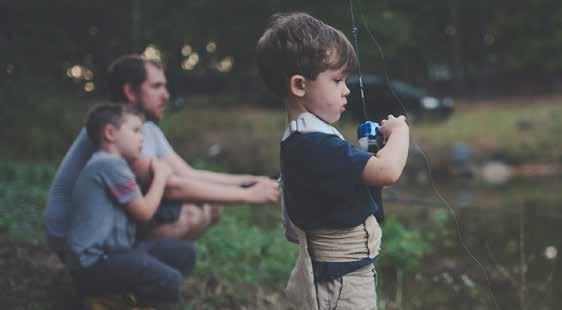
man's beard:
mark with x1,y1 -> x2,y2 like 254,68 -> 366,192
135,104 -> 160,123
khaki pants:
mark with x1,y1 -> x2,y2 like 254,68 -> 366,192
315,264 -> 377,310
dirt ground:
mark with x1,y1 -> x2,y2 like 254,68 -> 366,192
0,233 -> 79,309
0,232 -> 293,310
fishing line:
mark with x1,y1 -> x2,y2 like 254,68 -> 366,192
349,0 -> 500,308
348,0 -> 368,121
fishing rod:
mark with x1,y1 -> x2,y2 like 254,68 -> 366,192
347,1 -> 500,309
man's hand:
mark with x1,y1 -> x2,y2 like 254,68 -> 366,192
244,179 -> 280,204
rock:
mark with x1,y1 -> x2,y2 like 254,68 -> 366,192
479,161 -> 513,184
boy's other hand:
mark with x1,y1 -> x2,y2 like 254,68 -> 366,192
379,114 -> 408,138
151,158 -> 173,180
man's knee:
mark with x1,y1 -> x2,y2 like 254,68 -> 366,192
182,204 -> 207,226
148,204 -> 214,240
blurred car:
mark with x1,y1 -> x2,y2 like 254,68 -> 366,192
346,74 -> 454,123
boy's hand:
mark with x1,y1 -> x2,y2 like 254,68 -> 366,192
379,115 -> 408,138
150,158 -> 173,180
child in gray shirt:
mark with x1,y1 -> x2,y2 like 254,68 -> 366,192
65,103 -> 195,307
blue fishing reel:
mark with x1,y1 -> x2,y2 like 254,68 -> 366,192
357,121 -> 385,153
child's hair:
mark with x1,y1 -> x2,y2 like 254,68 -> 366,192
86,103 -> 144,147
256,12 -> 357,98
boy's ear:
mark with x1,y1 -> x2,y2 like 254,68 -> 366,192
123,83 -> 137,103
103,124 -> 118,143
289,75 -> 306,97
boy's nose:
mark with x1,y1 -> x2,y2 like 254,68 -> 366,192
343,84 -> 350,96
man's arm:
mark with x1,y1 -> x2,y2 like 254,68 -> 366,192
164,174 -> 278,204
131,155 -> 279,205
163,152 -> 269,186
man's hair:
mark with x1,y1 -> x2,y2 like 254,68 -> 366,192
256,12 -> 357,98
86,103 -> 144,147
106,54 -> 163,102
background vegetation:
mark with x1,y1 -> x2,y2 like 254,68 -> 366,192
2,1 -> 562,309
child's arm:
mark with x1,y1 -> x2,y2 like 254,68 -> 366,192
361,115 -> 409,186
124,158 -> 172,222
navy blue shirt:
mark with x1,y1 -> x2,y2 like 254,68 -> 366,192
281,132 -> 383,231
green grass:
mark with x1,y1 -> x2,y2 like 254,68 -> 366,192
186,206 -> 298,307
0,161 -> 55,240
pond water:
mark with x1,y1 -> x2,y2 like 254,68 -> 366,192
379,177 -> 562,310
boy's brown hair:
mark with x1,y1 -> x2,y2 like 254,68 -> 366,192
256,12 -> 357,98
86,103 -> 144,147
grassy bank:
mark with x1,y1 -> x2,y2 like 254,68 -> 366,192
413,96 -> 562,164
2,94 -> 560,170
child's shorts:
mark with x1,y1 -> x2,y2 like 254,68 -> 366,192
315,263 -> 377,310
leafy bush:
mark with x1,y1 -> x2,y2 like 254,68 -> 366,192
380,216 -> 432,272
0,78 -> 89,162
0,161 -> 55,240
194,206 -> 298,292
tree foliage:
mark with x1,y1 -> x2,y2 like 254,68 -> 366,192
3,0 -> 562,96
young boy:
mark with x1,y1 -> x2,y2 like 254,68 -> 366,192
257,13 -> 409,309
65,103 -> 195,307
